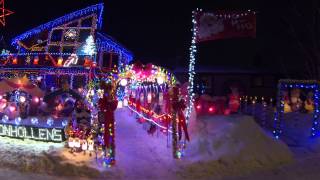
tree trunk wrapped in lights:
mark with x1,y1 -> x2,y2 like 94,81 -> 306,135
98,81 -> 118,166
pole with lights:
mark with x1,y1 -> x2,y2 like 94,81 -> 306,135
186,9 -> 201,123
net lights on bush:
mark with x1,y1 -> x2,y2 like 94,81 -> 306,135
186,9 -> 201,122
274,80 -> 320,139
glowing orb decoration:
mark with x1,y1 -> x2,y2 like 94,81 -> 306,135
62,119 -> 68,127
120,79 -> 128,86
15,117 -> 21,125
78,88 -> 83,93
33,57 -> 39,65
196,105 -> 201,110
157,77 -> 164,85
117,101 -> 123,108
47,117 -> 54,126
31,117 -> 39,125
33,96 -> 40,103
2,115 -> 8,123
19,96 -> 26,103
9,105 -> 16,112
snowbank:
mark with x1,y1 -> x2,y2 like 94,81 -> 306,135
0,137 -> 104,178
178,114 -> 294,179
0,109 -> 294,179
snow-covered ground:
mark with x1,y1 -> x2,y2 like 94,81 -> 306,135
0,108 -> 319,179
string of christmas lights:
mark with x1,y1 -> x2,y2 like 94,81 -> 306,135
186,9 -> 200,122
273,79 -> 320,139
11,3 -> 104,48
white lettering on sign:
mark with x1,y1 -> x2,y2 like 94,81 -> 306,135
231,19 -> 254,31
0,124 -> 63,142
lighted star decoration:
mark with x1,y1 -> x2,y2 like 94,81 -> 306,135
0,0 -> 14,26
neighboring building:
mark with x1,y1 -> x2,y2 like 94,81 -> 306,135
174,66 -> 280,98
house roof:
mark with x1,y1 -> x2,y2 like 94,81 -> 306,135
173,65 -> 280,75
11,3 -> 104,49
96,32 -> 133,62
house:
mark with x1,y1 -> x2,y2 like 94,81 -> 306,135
174,65 -> 280,98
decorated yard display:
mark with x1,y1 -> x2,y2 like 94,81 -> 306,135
274,80 -> 320,139
118,62 -> 190,159
186,9 -> 256,121
0,3 -> 134,167
0,2 -> 193,169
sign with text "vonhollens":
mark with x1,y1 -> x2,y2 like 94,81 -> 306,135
0,124 -> 65,142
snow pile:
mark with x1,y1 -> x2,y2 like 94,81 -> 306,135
0,109 -> 294,179
179,114 -> 294,178
0,137 -> 103,178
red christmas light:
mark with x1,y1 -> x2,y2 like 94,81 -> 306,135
208,107 -> 214,112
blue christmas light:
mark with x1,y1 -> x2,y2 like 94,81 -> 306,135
1,115 -> 8,123
11,3 -> 104,48
47,117 -> 54,126
31,117 -> 39,125
62,119 -> 68,127
15,117 -> 22,125
274,80 -> 320,138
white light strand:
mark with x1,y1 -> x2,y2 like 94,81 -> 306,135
186,10 -> 199,122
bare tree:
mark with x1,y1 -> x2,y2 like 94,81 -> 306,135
280,0 -> 320,79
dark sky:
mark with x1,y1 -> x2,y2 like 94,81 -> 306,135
0,0 -> 316,77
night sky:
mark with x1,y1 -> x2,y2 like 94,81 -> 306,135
0,0 -> 317,77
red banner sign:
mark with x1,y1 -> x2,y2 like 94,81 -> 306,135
196,11 -> 256,42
